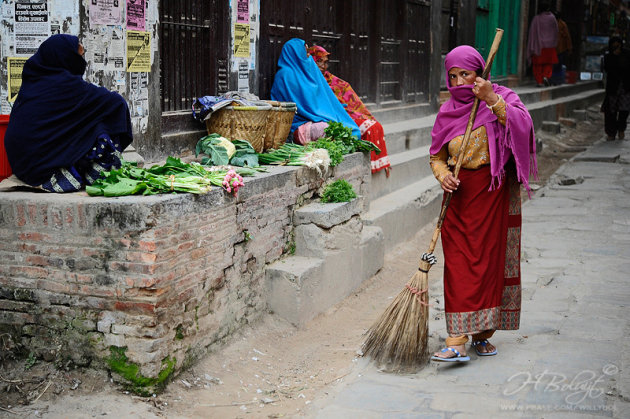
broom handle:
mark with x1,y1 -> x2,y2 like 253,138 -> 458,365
426,29 -> 504,255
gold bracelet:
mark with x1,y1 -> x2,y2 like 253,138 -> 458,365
486,94 -> 503,111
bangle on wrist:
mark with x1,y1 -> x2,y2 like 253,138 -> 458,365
486,94 -> 502,110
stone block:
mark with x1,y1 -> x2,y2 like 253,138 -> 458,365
293,197 -> 363,228
293,223 -> 327,258
558,117 -> 577,127
122,146 -> 145,167
572,109 -> 588,120
104,332 -> 126,347
265,256 -> 325,326
541,121 -> 562,134
359,226 -> 385,279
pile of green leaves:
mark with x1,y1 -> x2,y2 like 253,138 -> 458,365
322,122 -> 381,154
86,157 -> 257,197
196,134 -> 259,167
307,137 -> 345,167
301,122 -> 382,168
257,143 -> 331,175
320,179 -> 357,203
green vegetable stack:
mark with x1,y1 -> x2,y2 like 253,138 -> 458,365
320,179 -> 357,203
87,157 -> 255,197
196,133 -> 260,167
257,143 -> 331,175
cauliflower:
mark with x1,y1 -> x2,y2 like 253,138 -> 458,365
216,137 -> 236,159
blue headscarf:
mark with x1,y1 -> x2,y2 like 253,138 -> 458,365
270,38 -> 360,138
4,34 -> 132,186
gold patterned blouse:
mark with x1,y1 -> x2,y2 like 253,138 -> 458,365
430,95 -> 507,183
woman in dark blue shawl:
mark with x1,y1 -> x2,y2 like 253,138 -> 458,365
270,38 -> 360,143
4,34 -> 132,192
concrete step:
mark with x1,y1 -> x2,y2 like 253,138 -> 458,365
293,197 -> 363,229
265,255 -> 325,326
381,114 -> 435,155
364,175 -> 443,250
369,146 -> 433,202
266,224 -> 383,327
527,88 -> 605,131
371,102 -> 434,125
512,80 -> 603,106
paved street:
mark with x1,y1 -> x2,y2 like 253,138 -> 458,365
307,137 -> 630,418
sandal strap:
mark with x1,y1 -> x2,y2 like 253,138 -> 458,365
441,347 -> 461,357
472,340 -> 489,347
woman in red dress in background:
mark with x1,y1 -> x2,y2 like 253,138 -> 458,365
308,46 -> 391,176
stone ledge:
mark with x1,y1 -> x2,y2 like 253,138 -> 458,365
0,150 -> 372,381
293,197 -> 363,229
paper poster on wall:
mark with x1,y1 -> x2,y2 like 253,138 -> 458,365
126,0 -> 145,31
238,60 -> 249,92
52,0 -> 78,17
14,0 -> 50,56
108,27 -> 125,69
126,30 -> 151,72
89,0 -> 122,26
7,57 -> 28,102
236,0 -> 248,23
2,2 -> 14,18
234,23 -> 250,58
130,72 -> 148,99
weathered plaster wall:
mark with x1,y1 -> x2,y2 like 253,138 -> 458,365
229,0 -> 259,94
0,0 -> 159,155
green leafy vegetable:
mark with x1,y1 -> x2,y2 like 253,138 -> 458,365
323,121 -> 381,154
229,139 -> 259,166
196,134 -> 231,166
257,143 -> 331,175
87,158 -> 255,197
320,179 -> 357,203
307,137 -> 345,167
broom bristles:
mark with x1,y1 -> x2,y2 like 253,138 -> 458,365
362,270 -> 429,369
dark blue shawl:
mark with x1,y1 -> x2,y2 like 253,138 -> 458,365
4,34 -> 132,186
270,38 -> 360,138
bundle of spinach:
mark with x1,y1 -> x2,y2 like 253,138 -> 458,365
87,157 -> 212,196
320,179 -> 357,203
86,157 -> 257,197
323,121 -> 381,154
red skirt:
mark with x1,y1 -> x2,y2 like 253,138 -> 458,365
354,117 -> 390,173
532,47 -> 559,65
441,164 -> 522,335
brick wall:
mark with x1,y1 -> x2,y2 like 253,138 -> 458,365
0,153 -> 370,379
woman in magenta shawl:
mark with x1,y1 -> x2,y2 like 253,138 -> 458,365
429,45 -> 537,363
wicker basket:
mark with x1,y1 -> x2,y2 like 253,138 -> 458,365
263,101 -> 297,151
205,102 -> 272,153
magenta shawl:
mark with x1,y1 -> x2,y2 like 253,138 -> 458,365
527,11 -> 559,61
430,45 -> 537,191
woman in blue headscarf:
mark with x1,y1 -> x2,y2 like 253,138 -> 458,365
270,38 -> 360,144
4,34 -> 133,192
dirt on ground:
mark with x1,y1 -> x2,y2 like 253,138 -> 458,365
0,107 -> 607,418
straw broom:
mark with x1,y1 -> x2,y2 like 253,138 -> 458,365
362,29 -> 505,370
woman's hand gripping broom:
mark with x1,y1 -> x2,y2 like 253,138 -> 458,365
361,29 -> 505,370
